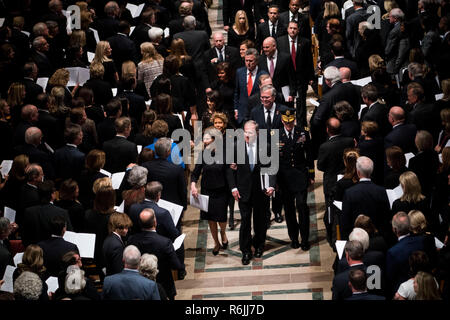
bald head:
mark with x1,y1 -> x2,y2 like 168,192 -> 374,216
262,37 -> 277,58
22,105 -> 39,123
213,32 -> 225,50
339,67 -> 351,82
388,106 -> 405,125
139,208 -> 156,229
326,117 -> 341,136
25,127 -> 43,146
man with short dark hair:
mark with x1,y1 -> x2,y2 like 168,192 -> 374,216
54,124 -> 85,181
103,117 -> 138,173
106,20 -> 138,75
345,269 -> 386,300
255,4 -> 286,51
128,209 -> 184,300
360,83 -> 390,137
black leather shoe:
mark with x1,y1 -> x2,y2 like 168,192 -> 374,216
254,248 -> 263,258
178,269 -> 187,280
300,242 -> 311,251
221,241 -> 229,250
242,253 -> 252,265
212,244 -> 221,256
290,240 -> 300,249
274,212 -> 283,223
229,219 -> 235,230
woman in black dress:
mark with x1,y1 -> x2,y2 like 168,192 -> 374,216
78,149 -> 108,210
210,62 -> 236,128
227,10 -> 255,49
191,127 -> 229,255
91,41 -> 119,88
384,146 -> 407,189
55,179 -> 85,233
358,121 -> 384,185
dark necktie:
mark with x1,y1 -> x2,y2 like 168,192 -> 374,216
271,23 -> 276,37
288,131 -> 293,141
248,144 -> 255,171
218,50 -> 223,62
291,39 -> 296,70
266,109 -> 272,129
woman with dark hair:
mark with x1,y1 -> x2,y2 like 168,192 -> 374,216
354,214 -> 388,253
334,148 -> 360,202
55,179 -> 85,232
384,146 -> 407,189
333,101 -> 360,139
169,38 -> 197,84
358,121 -> 384,185
64,45 -> 88,68
0,154 -> 29,211
201,90 -> 222,129
154,93 -> 183,138
134,109 -> 157,147
315,1 -> 342,50
77,86 -> 105,125
238,39 -> 255,68
210,62 -> 236,127
84,185 -> 117,270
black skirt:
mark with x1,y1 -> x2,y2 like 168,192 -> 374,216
200,186 -> 229,222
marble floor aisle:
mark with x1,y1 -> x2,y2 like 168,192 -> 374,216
174,1 -> 335,299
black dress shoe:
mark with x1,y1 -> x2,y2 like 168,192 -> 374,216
242,253 -> 252,265
178,269 -> 187,280
300,242 -> 311,251
221,241 -> 229,250
274,212 -> 283,223
254,248 -> 263,258
212,244 -> 221,256
290,240 -> 300,249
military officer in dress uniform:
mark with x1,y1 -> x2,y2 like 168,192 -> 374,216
277,108 -> 314,251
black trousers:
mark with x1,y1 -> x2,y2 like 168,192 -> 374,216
282,187 -> 310,244
238,193 -> 270,254
295,83 -> 308,128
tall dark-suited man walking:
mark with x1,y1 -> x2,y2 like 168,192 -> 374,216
227,120 -> 276,265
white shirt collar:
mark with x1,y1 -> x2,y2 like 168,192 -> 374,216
66,143 -> 77,148
248,66 -> 258,76
116,134 -> 127,138
359,178 -> 371,182
398,234 -> 410,241
284,127 -> 294,137
329,134 -> 340,140
118,32 -> 128,37
265,103 -> 276,115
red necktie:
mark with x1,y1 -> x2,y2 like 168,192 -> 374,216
291,39 -> 296,70
247,71 -> 253,96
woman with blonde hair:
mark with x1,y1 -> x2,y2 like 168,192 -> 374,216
314,1 -> 342,46
6,82 -> 25,126
392,171 -> 430,218
408,210 -> 438,265
48,85 -> 70,119
92,41 -> 119,87
227,10 -> 255,49
169,38 -> 196,83
138,42 -> 164,97
47,68 -> 76,106
414,271 -> 442,300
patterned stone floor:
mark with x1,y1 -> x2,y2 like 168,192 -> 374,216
173,0 -> 335,300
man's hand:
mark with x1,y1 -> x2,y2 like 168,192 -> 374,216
288,96 -> 294,102
224,26 -> 230,31
265,187 -> 274,197
234,110 -> 238,120
230,163 -> 237,170
232,189 -> 241,202
211,58 -> 218,64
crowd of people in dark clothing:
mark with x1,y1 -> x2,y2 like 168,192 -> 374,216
0,0 -> 449,301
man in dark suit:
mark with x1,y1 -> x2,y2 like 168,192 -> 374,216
97,98 -> 122,146
386,212 -> 425,297
317,118 -> 355,244
277,108 -> 314,250
54,124 -> 85,181
311,67 -> 360,154
384,106 -> 417,153
258,37 -> 296,106
222,0 -> 255,31
345,0 -> 369,59
255,4 -> 287,51
13,104 -> 39,147
360,83 -> 391,137
325,41 -> 359,80
131,9 -> 155,58
142,138 -> 187,213
342,156 -> 391,239
103,117 -> 138,173
128,208 -> 183,300
14,127 -> 55,180
173,15 -> 210,90
169,1 -> 207,40
117,77 -> 147,126
385,8 -> 404,75
24,180 -> 73,245
204,32 -> 240,87
277,20 -> 314,127
102,244 -> 160,300
94,1 -> 120,40
332,240 -> 367,300
345,269 -> 386,300
102,212 -> 133,276
30,36 -> 54,78
234,48 -> 269,126
21,62 -> 43,105
278,0 -> 310,39
227,120 -> 276,265
250,84 -> 288,225
37,215 -> 79,277
106,21 -> 139,77
35,93 -> 62,150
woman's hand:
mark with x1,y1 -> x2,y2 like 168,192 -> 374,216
191,183 -> 199,199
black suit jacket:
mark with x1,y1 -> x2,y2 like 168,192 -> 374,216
277,35 -> 314,85
38,237 -> 79,277
30,50 -> 54,78
97,117 -> 117,146
102,233 -> 125,276
117,91 -> 147,125
131,23 -> 152,52
22,78 -> 43,105
255,20 -> 287,50
278,11 -> 311,39
128,231 -> 184,299
143,159 -> 187,210
384,123 -> 417,153
342,181 -> 391,238
204,45 -> 240,85
95,16 -> 120,40
360,102 -> 391,137
325,57 -> 359,80
408,150 -> 439,198
83,78 -> 113,109
106,33 -> 138,75
103,136 -> 138,173
332,264 -> 367,300
128,200 -> 180,239
37,110 -> 63,149
54,145 -> 85,181
250,103 -> 287,131
317,135 -> 355,198
258,51 -> 295,96
223,0 -> 255,27
14,144 -> 55,180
